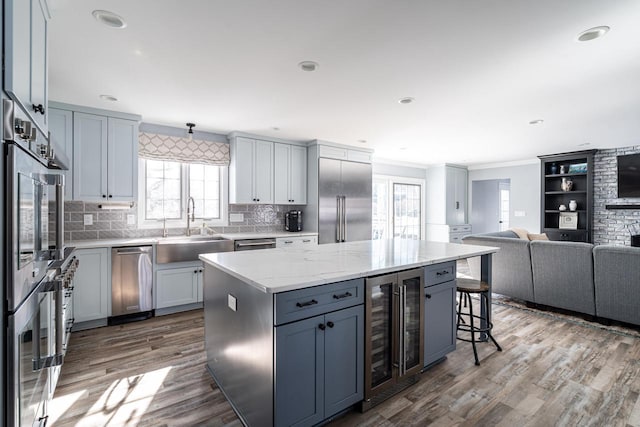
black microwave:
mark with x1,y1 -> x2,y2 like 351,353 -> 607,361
285,210 -> 303,232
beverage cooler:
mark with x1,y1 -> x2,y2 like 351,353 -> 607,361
363,268 -> 424,410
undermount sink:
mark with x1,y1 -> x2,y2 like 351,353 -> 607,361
156,235 -> 234,264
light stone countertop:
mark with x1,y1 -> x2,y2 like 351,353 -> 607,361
67,231 -> 319,249
200,239 -> 499,294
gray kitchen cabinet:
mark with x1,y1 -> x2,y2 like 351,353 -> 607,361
229,136 -> 274,204
424,262 -> 457,367
275,235 -> 317,248
48,108 -> 73,199
73,112 -> 138,202
5,0 -> 50,133
156,266 -> 202,309
275,304 -> 364,426
73,248 -> 110,324
274,142 -> 307,204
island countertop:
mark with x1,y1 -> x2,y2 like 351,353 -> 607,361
200,239 -> 498,293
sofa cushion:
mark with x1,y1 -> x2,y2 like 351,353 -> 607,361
462,234 -> 534,301
530,240 -> 595,315
472,230 -> 519,239
510,228 -> 530,240
593,245 -> 640,325
527,233 -> 549,241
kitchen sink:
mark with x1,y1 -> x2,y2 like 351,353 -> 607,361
156,235 -> 234,264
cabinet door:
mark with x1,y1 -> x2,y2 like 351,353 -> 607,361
254,140 -> 274,203
30,0 -> 49,132
73,113 -> 108,201
107,118 -> 138,201
4,0 -> 32,110
156,267 -> 199,309
289,145 -> 307,204
231,137 -> 255,203
324,305 -> 364,418
74,248 -> 109,323
424,280 -> 456,367
454,167 -> 467,224
275,315 -> 324,427
274,143 -> 290,204
48,108 -> 73,200
196,266 -> 204,303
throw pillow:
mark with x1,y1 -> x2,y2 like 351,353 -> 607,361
510,228 -> 530,240
528,233 -> 549,241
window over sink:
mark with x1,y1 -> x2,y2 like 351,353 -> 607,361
137,159 -> 228,228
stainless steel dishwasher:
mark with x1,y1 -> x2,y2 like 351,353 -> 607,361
110,246 -> 153,323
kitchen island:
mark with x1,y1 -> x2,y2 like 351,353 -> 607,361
200,239 -> 498,427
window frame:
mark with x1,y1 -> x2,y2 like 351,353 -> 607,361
137,158 -> 228,229
373,174 -> 426,240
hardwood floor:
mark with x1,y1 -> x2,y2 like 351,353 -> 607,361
51,302 -> 640,426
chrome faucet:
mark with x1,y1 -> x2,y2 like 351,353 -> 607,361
162,218 -> 168,238
186,196 -> 195,236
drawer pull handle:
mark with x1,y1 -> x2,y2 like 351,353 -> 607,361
302,239 -> 311,243
296,299 -> 318,308
284,241 -> 293,244
436,270 -> 450,276
333,291 -> 352,300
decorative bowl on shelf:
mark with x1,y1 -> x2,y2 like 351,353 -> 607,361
559,204 -> 567,211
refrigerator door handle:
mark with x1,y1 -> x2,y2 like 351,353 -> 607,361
336,196 -> 342,243
342,196 -> 347,242
398,284 -> 405,376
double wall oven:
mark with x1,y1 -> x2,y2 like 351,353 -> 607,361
4,99 -> 76,427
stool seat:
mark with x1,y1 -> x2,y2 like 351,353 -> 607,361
456,278 -> 490,293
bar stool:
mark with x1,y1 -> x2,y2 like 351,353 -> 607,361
456,277 -> 502,366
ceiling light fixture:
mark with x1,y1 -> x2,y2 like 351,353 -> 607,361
578,142 -> 591,147
398,97 -> 415,104
272,127 -> 280,131
298,61 -> 319,72
92,10 -> 127,29
99,94 -> 118,102
577,26 -> 610,42
186,123 -> 195,141
358,139 -> 367,144
529,119 -> 544,125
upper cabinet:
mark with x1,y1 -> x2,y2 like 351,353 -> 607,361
5,0 -> 50,133
73,113 -> 139,202
274,143 -> 307,204
48,108 -> 73,199
426,165 -> 468,226
229,133 -> 308,205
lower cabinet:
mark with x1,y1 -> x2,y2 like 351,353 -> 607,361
73,248 -> 110,323
424,263 -> 457,367
275,305 -> 364,426
275,235 -> 318,248
156,264 -> 203,309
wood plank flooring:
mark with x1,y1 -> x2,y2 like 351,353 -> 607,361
51,301 -> 640,426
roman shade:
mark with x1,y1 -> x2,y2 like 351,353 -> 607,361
138,132 -> 230,166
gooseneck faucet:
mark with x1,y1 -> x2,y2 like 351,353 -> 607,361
186,196 -> 195,236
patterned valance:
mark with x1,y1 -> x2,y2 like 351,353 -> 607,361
138,132 -> 230,166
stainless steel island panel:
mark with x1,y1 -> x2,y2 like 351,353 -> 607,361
204,264 -> 274,427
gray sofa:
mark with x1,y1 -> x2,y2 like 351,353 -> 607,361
594,245 -> 640,325
463,232 -> 640,326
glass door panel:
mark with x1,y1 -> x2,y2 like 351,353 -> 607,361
398,269 -> 424,376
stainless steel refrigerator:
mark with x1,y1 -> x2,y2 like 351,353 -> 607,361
318,158 -> 372,244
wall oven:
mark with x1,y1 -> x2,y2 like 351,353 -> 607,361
4,99 -> 72,427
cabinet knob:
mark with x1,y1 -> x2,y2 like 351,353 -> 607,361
318,323 -> 326,331
108,195 -> 113,198
194,270 -> 198,274
102,194 -> 106,198
256,198 -> 260,202
326,321 -> 334,328
426,294 -> 432,299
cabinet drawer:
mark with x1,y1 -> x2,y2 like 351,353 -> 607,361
274,279 -> 364,325
276,236 -> 318,248
545,229 -> 588,242
424,261 -> 456,286
450,225 -> 471,233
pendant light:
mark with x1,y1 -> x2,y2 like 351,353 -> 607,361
186,122 -> 195,141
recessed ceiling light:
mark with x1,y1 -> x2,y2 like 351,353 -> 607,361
272,127 -> 280,131
92,10 -> 127,29
358,139 -> 367,144
99,94 -> 118,102
578,142 -> 591,147
399,147 -> 408,151
529,119 -> 544,125
398,97 -> 415,104
577,26 -> 609,42
298,61 -> 319,72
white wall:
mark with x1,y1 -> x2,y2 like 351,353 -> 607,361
468,161 -> 540,233
373,162 -> 427,180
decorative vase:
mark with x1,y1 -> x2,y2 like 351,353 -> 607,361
561,177 -> 573,192
550,163 -> 557,174
560,165 -> 566,174
569,200 -> 577,211
559,204 -> 567,211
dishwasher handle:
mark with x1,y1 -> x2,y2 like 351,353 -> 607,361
115,247 -> 152,255
235,241 -> 276,248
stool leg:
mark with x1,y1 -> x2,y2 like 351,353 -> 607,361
467,292 -> 480,366
483,292 -> 502,352
456,291 -> 465,327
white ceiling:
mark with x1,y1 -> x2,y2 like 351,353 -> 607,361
48,0 -> 640,166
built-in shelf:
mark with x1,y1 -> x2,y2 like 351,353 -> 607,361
545,191 -> 587,195
544,173 -> 588,178
605,204 -> 640,210
545,210 -> 586,213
